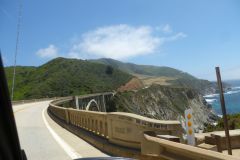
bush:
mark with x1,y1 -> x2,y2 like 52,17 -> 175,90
204,113 -> 240,132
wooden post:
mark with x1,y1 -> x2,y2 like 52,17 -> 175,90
214,135 -> 222,153
215,67 -> 232,155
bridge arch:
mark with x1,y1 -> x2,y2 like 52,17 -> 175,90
86,99 -> 100,111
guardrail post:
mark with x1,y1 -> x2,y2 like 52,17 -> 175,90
141,133 -> 164,156
102,95 -> 106,112
75,96 -> 79,110
65,109 -> 70,124
214,135 -> 222,153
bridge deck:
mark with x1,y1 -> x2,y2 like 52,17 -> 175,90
14,101 -> 108,160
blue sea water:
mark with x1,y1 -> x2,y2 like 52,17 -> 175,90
204,80 -> 240,115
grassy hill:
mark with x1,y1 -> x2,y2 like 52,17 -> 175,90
5,66 -> 36,99
90,58 -> 193,77
5,57 -> 224,100
90,58 -> 216,94
5,57 -> 132,100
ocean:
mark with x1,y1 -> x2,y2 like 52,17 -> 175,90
204,80 -> 240,115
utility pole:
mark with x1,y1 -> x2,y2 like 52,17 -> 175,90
11,0 -> 23,101
215,67 -> 232,155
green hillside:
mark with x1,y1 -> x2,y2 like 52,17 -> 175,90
90,58 -> 191,77
5,57 -> 223,100
5,57 -> 132,100
90,58 -> 215,94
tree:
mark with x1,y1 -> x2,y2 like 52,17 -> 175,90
105,65 -> 114,75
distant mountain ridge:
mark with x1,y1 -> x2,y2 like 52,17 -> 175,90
90,58 -> 217,94
5,57 -> 223,100
90,58 -> 192,77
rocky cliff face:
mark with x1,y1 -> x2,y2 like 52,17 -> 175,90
108,84 -> 217,132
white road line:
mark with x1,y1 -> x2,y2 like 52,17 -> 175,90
42,108 -> 82,159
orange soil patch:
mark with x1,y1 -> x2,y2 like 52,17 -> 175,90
118,77 -> 144,92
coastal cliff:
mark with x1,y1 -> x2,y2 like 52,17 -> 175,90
107,84 -> 217,131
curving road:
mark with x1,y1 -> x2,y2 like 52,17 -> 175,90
13,101 -> 108,160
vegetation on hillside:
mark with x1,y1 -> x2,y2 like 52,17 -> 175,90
5,57 -> 132,100
5,57 -> 227,101
5,66 -> 36,99
91,58 -> 195,77
90,58 -> 218,94
204,114 -> 240,132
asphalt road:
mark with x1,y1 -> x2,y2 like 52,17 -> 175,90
13,101 -> 108,160
14,101 -> 71,160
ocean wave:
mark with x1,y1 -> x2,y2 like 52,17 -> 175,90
225,90 -> 240,95
205,99 -> 217,103
230,86 -> 240,91
232,86 -> 240,89
203,94 -> 219,98
204,89 -> 240,98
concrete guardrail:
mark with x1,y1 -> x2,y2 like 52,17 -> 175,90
48,95 -> 239,160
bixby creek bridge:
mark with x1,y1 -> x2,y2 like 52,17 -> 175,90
14,92 -> 239,160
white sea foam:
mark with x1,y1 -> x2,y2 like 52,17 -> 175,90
205,99 -> 216,103
203,94 -> 219,98
232,86 -> 240,89
225,90 -> 240,95
204,88 -> 240,98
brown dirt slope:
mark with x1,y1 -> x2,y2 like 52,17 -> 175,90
118,77 -> 144,92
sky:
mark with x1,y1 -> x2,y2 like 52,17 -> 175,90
1,0 -> 240,80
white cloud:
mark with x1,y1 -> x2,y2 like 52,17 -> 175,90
164,32 -> 187,42
69,25 -> 161,59
36,44 -> 58,58
156,24 -> 173,34
68,51 -> 79,59
67,24 -> 186,60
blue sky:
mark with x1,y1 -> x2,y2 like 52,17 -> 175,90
1,0 -> 240,80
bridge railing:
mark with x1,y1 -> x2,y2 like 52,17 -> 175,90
142,133 -> 238,160
48,95 -> 239,160
68,109 -> 108,137
48,96 -> 182,149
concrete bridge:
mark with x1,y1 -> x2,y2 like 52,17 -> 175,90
74,92 -> 114,112
12,93 -> 240,160
46,93 -> 239,160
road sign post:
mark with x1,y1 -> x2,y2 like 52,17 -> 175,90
185,109 -> 195,146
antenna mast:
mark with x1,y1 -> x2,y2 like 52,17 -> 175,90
11,0 -> 23,100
